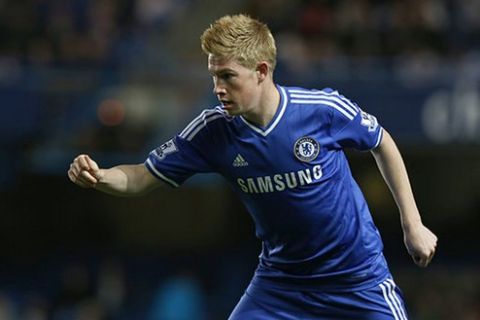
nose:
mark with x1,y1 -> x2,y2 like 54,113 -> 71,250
213,78 -> 226,96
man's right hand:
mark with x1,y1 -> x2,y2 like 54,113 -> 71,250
68,154 -> 103,188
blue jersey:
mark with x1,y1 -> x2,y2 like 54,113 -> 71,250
145,85 -> 389,291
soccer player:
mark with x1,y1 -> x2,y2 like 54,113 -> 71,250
68,14 -> 437,319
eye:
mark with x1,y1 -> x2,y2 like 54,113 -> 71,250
220,73 -> 235,81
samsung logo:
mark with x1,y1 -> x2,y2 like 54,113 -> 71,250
236,165 -> 323,194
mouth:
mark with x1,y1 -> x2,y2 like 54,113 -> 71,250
220,100 -> 233,109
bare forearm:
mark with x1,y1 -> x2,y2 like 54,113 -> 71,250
95,165 -> 132,196
371,130 -> 438,266
95,164 -> 158,196
371,130 -> 421,229
68,155 -> 160,196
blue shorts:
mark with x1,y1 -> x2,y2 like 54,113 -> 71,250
229,278 -> 408,320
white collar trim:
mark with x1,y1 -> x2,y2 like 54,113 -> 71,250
240,86 -> 287,137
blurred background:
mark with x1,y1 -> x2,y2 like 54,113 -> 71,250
0,0 -> 479,319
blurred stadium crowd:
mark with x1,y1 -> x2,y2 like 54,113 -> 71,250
0,0 -> 479,319
1,0 -> 479,67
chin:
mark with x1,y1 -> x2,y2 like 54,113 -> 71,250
223,107 -> 240,116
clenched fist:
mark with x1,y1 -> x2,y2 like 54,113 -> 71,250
68,154 -> 103,188
404,223 -> 438,268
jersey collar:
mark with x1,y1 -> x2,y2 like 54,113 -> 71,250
239,85 -> 287,137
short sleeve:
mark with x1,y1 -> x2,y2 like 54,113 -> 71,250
145,133 -> 213,187
328,94 -> 383,151
144,107 -> 229,186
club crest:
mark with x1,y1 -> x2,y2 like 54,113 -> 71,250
294,137 -> 320,162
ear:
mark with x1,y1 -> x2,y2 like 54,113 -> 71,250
256,62 -> 269,83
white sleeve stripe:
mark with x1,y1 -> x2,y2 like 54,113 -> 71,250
145,158 -> 179,187
373,127 -> 384,149
290,99 -> 355,120
186,114 -> 224,141
290,94 -> 358,116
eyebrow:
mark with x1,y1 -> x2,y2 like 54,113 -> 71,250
209,68 -> 238,76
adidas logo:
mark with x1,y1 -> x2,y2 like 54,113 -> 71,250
232,154 -> 249,167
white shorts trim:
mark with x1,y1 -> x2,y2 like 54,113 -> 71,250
379,278 -> 408,320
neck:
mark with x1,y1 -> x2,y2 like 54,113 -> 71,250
243,81 -> 280,127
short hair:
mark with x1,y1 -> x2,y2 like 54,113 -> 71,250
200,14 -> 277,73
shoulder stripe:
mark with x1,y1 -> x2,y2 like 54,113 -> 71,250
287,89 -> 329,94
290,98 -> 356,120
185,113 -> 224,141
179,109 -> 209,138
179,106 -> 226,139
289,88 -> 358,109
290,94 -> 358,117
